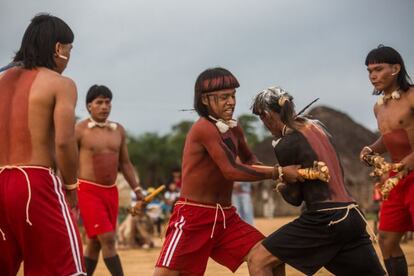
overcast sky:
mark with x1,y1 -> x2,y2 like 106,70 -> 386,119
1,0 -> 413,136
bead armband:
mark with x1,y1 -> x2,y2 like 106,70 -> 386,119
64,180 -> 79,191
272,165 -> 284,182
271,165 -> 277,180
278,165 -> 284,182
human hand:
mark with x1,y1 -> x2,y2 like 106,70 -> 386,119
282,165 -> 305,183
135,190 -> 145,201
400,156 -> 414,173
129,200 -> 146,216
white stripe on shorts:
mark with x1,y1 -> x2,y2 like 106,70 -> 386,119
51,172 -> 84,274
162,215 -> 186,267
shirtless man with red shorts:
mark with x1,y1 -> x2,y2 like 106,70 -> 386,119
0,14 -> 85,275
76,84 -> 144,276
360,45 -> 414,276
154,67 -> 301,276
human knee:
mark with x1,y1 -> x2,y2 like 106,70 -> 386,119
378,233 -> 397,250
87,238 -> 101,252
247,251 -> 263,267
99,234 -> 117,251
153,267 -> 180,276
378,233 -> 404,257
247,244 -> 278,272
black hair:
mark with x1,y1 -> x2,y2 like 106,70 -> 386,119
194,67 -> 240,117
13,13 -> 74,70
86,85 -> 113,105
251,87 -> 303,130
365,45 -> 412,94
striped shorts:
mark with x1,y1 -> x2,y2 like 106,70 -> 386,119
0,166 -> 85,276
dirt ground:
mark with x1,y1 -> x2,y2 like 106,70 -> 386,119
18,217 -> 414,275
97,217 -> 414,276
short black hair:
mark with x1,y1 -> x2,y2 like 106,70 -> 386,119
13,13 -> 74,70
365,45 -> 412,93
86,85 -> 113,105
193,67 -> 240,117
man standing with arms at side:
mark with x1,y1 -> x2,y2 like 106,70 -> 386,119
76,84 -> 144,276
360,45 -> 414,276
0,14 -> 85,275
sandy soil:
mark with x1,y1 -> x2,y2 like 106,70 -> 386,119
96,217 -> 414,275
18,217 -> 414,275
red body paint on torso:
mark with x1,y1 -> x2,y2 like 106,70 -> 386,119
92,152 -> 119,185
382,129 -> 412,162
180,118 -> 263,205
300,123 -> 352,202
0,68 -> 37,165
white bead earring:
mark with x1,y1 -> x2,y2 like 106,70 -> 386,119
56,53 -> 68,60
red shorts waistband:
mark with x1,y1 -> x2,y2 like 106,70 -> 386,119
175,197 -> 232,209
78,179 -> 116,188
0,165 -> 52,172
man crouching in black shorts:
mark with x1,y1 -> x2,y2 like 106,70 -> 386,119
247,86 -> 385,276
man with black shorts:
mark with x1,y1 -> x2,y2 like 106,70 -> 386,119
248,86 -> 385,275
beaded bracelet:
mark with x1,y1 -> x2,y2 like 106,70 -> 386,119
278,165 -> 284,182
64,180 -> 79,191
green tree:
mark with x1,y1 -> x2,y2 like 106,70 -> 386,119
128,133 -> 174,187
237,114 -> 260,147
127,120 -> 193,187
168,120 -> 193,161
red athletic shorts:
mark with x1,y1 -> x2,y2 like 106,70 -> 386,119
156,198 -> 264,275
0,166 -> 85,276
77,179 -> 119,238
379,171 -> 414,232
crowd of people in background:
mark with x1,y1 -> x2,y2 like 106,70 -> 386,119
117,169 -> 182,250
